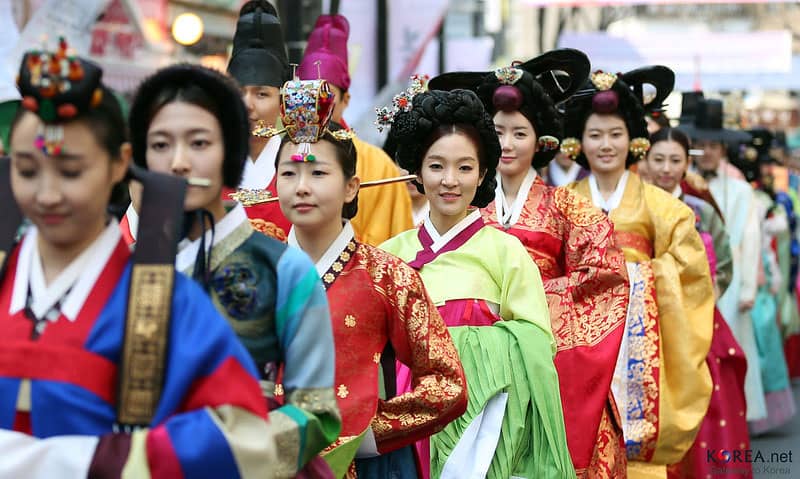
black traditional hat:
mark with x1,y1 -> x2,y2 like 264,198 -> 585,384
129,64 -> 250,189
380,88 -> 500,208
561,70 -> 651,169
677,97 -> 751,144
622,65 -> 675,116
427,49 -> 589,168
227,0 -> 289,88
678,91 -> 704,124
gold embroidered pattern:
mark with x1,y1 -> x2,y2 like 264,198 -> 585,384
249,218 -> 287,241
337,384 -> 349,399
274,383 -> 284,396
373,352 -> 381,364
344,314 -> 356,328
119,264 -> 174,425
322,240 -> 357,290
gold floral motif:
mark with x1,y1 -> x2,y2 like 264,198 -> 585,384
337,384 -> 349,399
344,314 -> 356,328
321,239 -> 357,290
249,218 -> 287,241
373,352 -> 381,363
274,383 -> 284,396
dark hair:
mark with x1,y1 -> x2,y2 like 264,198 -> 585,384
129,64 -> 250,189
563,77 -> 648,169
649,127 -> 690,159
476,71 -> 562,168
10,85 -> 130,215
390,89 -> 499,208
276,122 -> 359,219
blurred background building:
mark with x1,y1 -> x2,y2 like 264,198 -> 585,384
4,0 -> 800,150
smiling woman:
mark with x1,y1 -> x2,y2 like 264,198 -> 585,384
381,88 -> 574,479
564,68 -> 716,479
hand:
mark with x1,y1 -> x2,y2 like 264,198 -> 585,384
738,299 -> 755,312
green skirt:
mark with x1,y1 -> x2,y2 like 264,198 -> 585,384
431,320 -> 575,479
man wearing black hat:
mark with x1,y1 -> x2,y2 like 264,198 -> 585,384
225,0 -> 293,240
679,95 -> 768,424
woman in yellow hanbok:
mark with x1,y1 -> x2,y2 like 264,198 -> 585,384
562,68 -> 714,479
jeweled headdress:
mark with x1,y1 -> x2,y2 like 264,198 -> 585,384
252,75 -> 352,162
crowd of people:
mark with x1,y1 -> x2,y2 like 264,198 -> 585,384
0,1 -> 798,478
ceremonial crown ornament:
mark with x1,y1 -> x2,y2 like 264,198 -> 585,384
252,69 -> 353,162
494,66 -> 524,85
591,71 -> 618,91
374,74 -> 429,132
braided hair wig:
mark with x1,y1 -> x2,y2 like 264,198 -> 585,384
390,89 -> 501,208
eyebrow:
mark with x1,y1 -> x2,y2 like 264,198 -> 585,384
147,128 -> 213,137
426,154 -> 478,162
587,127 -> 624,133
14,150 -> 82,161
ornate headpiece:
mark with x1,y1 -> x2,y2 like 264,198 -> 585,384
590,71 -> 618,91
375,74 -> 429,132
253,73 -> 353,162
17,36 -> 104,156
493,66 -> 523,85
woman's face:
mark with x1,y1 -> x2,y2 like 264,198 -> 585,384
418,132 -> 485,226
646,139 -> 688,193
10,111 -> 128,252
494,110 -> 536,179
276,139 -> 359,231
582,113 -> 629,175
145,101 -> 225,212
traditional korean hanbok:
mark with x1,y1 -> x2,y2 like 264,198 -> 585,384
481,169 -> 629,478
568,172 -> 714,478
175,203 -> 341,477
667,187 -> 751,479
289,221 -> 467,478
705,168 -> 768,421
0,220 -> 275,478
381,209 -> 574,479
748,190 -> 796,435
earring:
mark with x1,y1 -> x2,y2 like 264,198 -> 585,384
560,137 -> 581,160
537,135 -> 560,152
629,137 -> 651,160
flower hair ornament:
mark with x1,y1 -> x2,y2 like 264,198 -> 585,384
17,36 -> 104,156
560,137 -> 581,161
375,74 -> 429,132
252,69 -> 353,162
